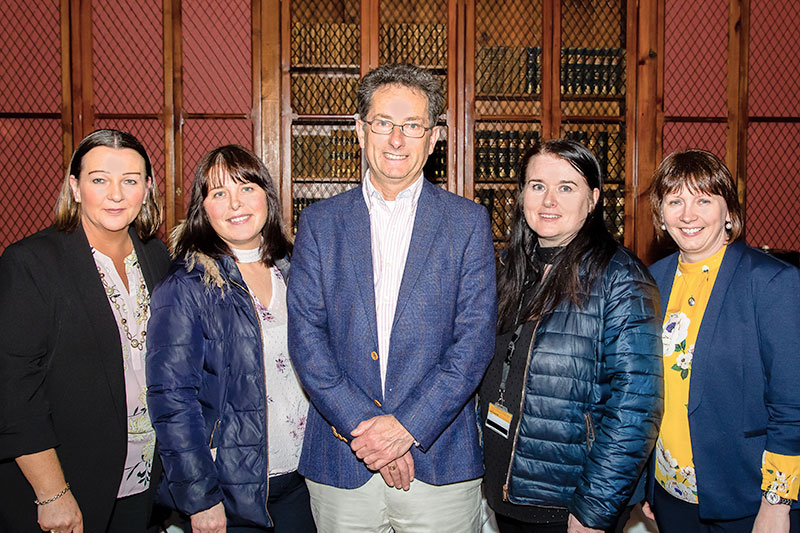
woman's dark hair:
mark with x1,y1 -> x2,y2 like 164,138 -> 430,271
55,129 -> 162,239
649,149 -> 743,241
497,138 -> 618,332
171,144 -> 292,266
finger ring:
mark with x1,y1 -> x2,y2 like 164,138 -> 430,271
388,464 -> 397,471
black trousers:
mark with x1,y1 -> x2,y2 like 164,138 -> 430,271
653,482 -> 800,533
182,471 -> 316,533
106,491 -> 160,533
495,505 -> 632,533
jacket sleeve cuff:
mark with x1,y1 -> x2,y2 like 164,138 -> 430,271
0,414 -> 58,460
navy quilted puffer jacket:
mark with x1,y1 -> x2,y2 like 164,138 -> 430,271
146,253 -> 289,527
505,247 -> 663,529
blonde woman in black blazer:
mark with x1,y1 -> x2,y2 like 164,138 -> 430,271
0,130 -> 169,533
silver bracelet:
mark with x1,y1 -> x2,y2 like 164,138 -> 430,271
34,483 -> 70,506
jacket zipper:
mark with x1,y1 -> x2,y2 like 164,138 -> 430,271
209,418 -> 221,449
584,412 -> 596,452
230,277 -> 272,525
502,322 -> 540,502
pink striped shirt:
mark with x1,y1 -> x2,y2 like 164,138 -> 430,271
362,172 -> 424,397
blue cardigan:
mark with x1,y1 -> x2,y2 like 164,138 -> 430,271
648,241 -> 800,519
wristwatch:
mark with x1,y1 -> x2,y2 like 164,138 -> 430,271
763,489 -> 792,505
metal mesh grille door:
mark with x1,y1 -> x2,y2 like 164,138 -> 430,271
380,0 -> 449,188
745,0 -> 800,251
289,0 -> 361,233
473,0 -> 543,245
662,0 -> 728,158
1,0 -> 63,251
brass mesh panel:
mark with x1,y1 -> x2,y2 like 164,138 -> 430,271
746,0 -> 800,250
379,0 -> 447,69
183,0 -> 251,114
560,122 -> 625,241
746,123 -> 800,250
474,122 -> 542,242
92,0 -> 162,114
664,0 -> 727,118
748,0 -> 800,117
0,119 -> 63,250
181,118 -> 253,214
560,0 -> 625,116
0,1 -> 61,114
291,73 -> 359,116
291,124 -> 361,233
662,122 -> 726,159
1,1 -> 62,251
291,0 -> 360,116
475,0 -> 542,116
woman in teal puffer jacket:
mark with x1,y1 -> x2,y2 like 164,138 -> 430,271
479,139 -> 663,533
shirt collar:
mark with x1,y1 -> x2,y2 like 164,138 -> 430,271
362,170 -> 425,211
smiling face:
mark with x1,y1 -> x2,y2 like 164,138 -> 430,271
661,186 -> 730,263
69,146 -> 149,240
522,153 -> 600,247
203,170 -> 268,250
356,84 -> 440,200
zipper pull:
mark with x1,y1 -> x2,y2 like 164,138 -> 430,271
502,484 -> 509,501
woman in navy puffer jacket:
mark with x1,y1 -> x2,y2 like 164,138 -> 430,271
146,145 -> 314,533
479,140 -> 663,533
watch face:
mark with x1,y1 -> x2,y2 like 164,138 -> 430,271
765,491 -> 781,505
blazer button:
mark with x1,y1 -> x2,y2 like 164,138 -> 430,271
374,399 -> 382,407
370,351 -> 379,361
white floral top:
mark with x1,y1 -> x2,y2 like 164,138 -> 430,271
249,266 -> 308,476
656,245 -> 800,503
92,248 -> 154,497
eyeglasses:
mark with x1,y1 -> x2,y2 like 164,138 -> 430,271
362,118 -> 433,138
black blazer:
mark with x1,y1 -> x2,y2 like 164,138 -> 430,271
0,225 -> 170,532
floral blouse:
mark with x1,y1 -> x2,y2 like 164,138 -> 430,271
249,266 -> 309,476
656,245 -> 799,503
92,248 -> 154,497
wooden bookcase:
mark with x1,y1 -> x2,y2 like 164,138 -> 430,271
280,0 -> 647,251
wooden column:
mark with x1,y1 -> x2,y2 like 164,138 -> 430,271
635,0 -> 660,263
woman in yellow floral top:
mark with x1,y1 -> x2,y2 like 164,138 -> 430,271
645,150 -> 800,532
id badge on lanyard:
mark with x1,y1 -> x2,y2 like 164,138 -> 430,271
484,322 -> 524,439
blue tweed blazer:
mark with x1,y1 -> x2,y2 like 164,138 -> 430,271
287,178 -> 497,489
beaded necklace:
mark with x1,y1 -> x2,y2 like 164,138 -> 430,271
94,250 -> 149,350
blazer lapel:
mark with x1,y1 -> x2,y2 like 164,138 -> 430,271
393,180 -> 442,328
342,189 -> 379,347
61,227 -> 127,428
687,242 -> 744,414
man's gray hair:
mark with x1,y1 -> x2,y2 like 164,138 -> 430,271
357,63 -> 445,128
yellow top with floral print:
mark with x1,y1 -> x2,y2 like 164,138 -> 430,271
655,244 -> 800,504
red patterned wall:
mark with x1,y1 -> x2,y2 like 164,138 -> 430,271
662,0 -> 728,158
0,0 -> 62,251
745,0 -> 800,250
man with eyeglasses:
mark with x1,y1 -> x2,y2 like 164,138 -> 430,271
287,63 -> 496,532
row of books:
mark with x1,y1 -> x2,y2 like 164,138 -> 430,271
560,48 -> 625,96
292,197 -> 322,231
474,130 -> 541,182
291,130 -> 361,181
475,187 -> 514,241
291,23 -> 360,67
423,140 -> 448,183
379,23 -> 447,69
476,46 -> 541,96
563,129 -> 625,182
475,46 -> 625,97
